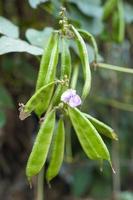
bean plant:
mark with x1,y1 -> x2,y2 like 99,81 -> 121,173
19,7 -> 118,190
0,0 -> 133,198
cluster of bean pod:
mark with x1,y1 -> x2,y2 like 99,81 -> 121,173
103,0 -> 125,43
19,10 -> 118,183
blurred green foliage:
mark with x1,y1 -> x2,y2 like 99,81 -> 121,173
0,0 -> 133,199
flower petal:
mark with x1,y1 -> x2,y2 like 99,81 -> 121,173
61,89 -> 76,103
69,94 -> 82,107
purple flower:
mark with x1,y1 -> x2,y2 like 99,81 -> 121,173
61,89 -> 76,103
61,89 -> 81,107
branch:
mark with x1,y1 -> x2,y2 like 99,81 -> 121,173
94,63 -> 133,74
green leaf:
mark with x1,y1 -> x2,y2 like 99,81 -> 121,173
68,4 -> 103,36
25,27 -> 53,48
28,0 -> 48,9
85,17 -> 104,36
0,36 -> 43,55
0,85 -> 14,108
68,107 -> 111,161
68,0 -> 103,18
0,16 -> 19,38
0,110 -> 6,128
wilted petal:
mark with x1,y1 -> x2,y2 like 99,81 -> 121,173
61,89 -> 76,103
69,94 -> 82,107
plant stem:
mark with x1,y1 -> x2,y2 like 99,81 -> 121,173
65,119 -> 73,162
90,96 -> 133,112
96,63 -> 133,74
36,167 -> 45,200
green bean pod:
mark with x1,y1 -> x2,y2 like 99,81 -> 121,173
70,25 -> 91,100
112,10 -> 119,41
70,63 -> 79,89
117,0 -> 125,43
35,33 -> 59,115
52,84 -> 66,107
36,32 -> 56,91
52,37 -> 71,105
20,82 -> 55,119
103,0 -> 118,21
46,118 -> 65,182
43,32 -> 59,85
68,107 -> 111,161
26,110 -> 55,180
83,113 -> 118,140
61,37 -> 72,79
78,29 -> 98,62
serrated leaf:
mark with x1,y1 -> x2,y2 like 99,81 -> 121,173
25,27 -> 53,48
0,36 -> 43,55
28,0 -> 48,8
0,16 -> 19,38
